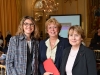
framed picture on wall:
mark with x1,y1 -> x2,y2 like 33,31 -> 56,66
49,14 -> 81,38
88,0 -> 100,38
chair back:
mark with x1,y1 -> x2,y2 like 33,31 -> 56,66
0,65 -> 6,75
94,50 -> 100,70
94,50 -> 100,61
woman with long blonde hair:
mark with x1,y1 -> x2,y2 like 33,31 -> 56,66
6,16 -> 39,75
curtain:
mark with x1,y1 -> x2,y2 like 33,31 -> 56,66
0,0 -> 22,39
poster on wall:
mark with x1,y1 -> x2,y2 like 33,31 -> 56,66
49,14 -> 81,38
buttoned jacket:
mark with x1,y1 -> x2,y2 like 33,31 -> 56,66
60,44 -> 97,75
39,36 -> 70,75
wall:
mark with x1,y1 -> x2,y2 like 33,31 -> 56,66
31,0 -> 90,46
0,0 -> 91,46
57,0 -> 91,46
21,0 -> 34,17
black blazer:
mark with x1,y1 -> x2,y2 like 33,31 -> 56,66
39,36 -> 70,75
60,44 -> 97,75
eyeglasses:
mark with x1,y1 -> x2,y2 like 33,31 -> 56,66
23,22 -> 34,27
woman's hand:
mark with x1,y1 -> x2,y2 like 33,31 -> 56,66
43,72 -> 53,75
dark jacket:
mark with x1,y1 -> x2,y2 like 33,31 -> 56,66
39,36 -> 70,75
5,34 -> 12,43
60,44 -> 97,75
89,32 -> 100,50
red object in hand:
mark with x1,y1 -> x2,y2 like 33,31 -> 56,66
43,58 -> 60,75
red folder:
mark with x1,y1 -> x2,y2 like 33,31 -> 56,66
43,58 -> 60,75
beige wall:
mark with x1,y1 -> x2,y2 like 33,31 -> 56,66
21,0 -> 34,17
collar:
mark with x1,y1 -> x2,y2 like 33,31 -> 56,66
45,38 -> 60,47
18,34 -> 35,40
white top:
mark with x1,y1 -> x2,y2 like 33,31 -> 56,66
27,41 -> 31,53
65,49 -> 78,75
45,39 -> 59,62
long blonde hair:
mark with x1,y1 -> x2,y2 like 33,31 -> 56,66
16,16 -> 40,39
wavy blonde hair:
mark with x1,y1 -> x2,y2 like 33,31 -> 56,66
45,18 -> 62,33
16,16 -> 40,39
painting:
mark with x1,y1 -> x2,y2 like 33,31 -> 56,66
88,0 -> 100,38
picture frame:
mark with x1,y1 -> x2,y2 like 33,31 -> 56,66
49,14 -> 81,38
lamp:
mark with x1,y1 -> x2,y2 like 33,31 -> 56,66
34,12 -> 43,21
33,0 -> 59,21
42,0 -> 59,13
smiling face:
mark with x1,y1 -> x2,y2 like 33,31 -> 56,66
68,29 -> 83,47
47,23 -> 59,38
45,18 -> 62,38
23,19 -> 34,36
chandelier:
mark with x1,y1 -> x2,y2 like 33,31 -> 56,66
42,0 -> 59,13
34,12 -> 43,21
33,0 -> 59,21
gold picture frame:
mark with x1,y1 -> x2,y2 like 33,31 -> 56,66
88,0 -> 100,38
